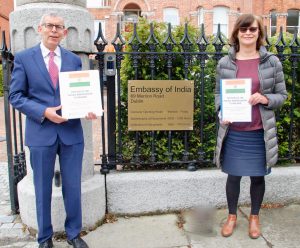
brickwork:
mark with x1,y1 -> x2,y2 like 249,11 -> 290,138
0,0 -> 14,44
0,1 -> 299,45
87,0 -> 300,42
118,0 -> 149,11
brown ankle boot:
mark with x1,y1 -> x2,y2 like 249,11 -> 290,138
221,214 -> 237,237
249,215 -> 261,239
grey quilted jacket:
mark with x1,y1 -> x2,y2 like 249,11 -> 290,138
214,46 -> 287,169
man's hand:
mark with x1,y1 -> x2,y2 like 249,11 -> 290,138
85,112 -> 97,120
44,105 -> 68,124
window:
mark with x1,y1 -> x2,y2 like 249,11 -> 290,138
163,8 -> 179,26
122,10 -> 140,32
213,6 -> 229,37
198,7 -> 204,26
287,9 -> 300,34
86,0 -> 111,8
121,3 -> 141,31
270,10 -> 277,36
94,20 -> 105,40
124,10 -> 140,23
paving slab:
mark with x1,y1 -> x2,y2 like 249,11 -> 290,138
84,214 -> 189,248
0,215 -> 17,223
0,225 -> 31,240
0,241 -> 70,248
240,205 -> 300,248
183,208 -> 268,248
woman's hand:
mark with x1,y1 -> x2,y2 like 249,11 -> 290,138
249,92 -> 269,106
220,120 -> 231,125
218,111 -> 231,125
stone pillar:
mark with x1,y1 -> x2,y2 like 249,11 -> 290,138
10,0 -> 105,232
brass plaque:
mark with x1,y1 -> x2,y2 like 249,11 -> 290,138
128,80 -> 194,131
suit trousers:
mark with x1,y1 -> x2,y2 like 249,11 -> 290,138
29,138 -> 84,243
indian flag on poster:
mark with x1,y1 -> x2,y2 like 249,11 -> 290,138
220,78 -> 252,122
59,70 -> 102,119
68,72 -> 91,87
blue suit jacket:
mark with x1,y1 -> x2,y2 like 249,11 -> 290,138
9,44 -> 84,146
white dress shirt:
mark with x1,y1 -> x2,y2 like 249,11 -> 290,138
40,42 -> 62,71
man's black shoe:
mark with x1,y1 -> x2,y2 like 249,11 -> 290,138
67,236 -> 89,248
39,239 -> 53,248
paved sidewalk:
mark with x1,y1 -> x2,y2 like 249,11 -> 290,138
1,202 -> 300,247
83,205 -> 300,248
0,162 -> 33,245
1,160 -> 300,248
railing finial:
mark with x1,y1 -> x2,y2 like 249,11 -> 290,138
1,31 -> 8,52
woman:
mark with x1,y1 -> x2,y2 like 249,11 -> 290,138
214,14 -> 287,239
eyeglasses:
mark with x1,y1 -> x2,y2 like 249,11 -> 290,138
239,27 -> 258,33
42,23 -> 65,31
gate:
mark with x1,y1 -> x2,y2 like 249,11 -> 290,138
1,31 -> 26,213
1,23 -> 300,212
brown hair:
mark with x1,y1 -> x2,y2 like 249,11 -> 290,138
230,14 -> 265,52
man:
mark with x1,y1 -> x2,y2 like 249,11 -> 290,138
9,13 -> 95,248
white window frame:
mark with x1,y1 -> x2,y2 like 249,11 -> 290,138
163,8 -> 179,26
198,7 -> 204,26
286,9 -> 300,35
213,6 -> 229,37
123,9 -> 141,23
270,10 -> 277,36
87,0 -> 110,8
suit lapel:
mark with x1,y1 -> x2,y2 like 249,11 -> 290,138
60,46 -> 68,72
31,44 -> 54,90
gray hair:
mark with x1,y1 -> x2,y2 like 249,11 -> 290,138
39,12 -> 65,25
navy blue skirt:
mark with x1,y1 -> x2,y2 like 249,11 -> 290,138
222,129 -> 271,176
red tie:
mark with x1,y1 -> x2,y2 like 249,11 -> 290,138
49,51 -> 59,88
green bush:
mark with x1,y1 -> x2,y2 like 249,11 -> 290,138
268,34 -> 300,161
0,64 -> 3,97
118,18 -> 299,167
119,18 -> 228,166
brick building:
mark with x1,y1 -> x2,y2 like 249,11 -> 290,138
0,0 -> 14,46
87,0 -> 300,42
1,1 -> 299,44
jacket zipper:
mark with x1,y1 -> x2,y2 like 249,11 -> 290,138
257,63 -> 270,168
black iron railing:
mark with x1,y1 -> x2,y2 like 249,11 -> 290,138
93,23 -> 300,173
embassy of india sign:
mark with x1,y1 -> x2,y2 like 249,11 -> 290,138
128,80 -> 194,131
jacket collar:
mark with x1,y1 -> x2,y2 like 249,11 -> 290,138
228,46 -> 272,63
